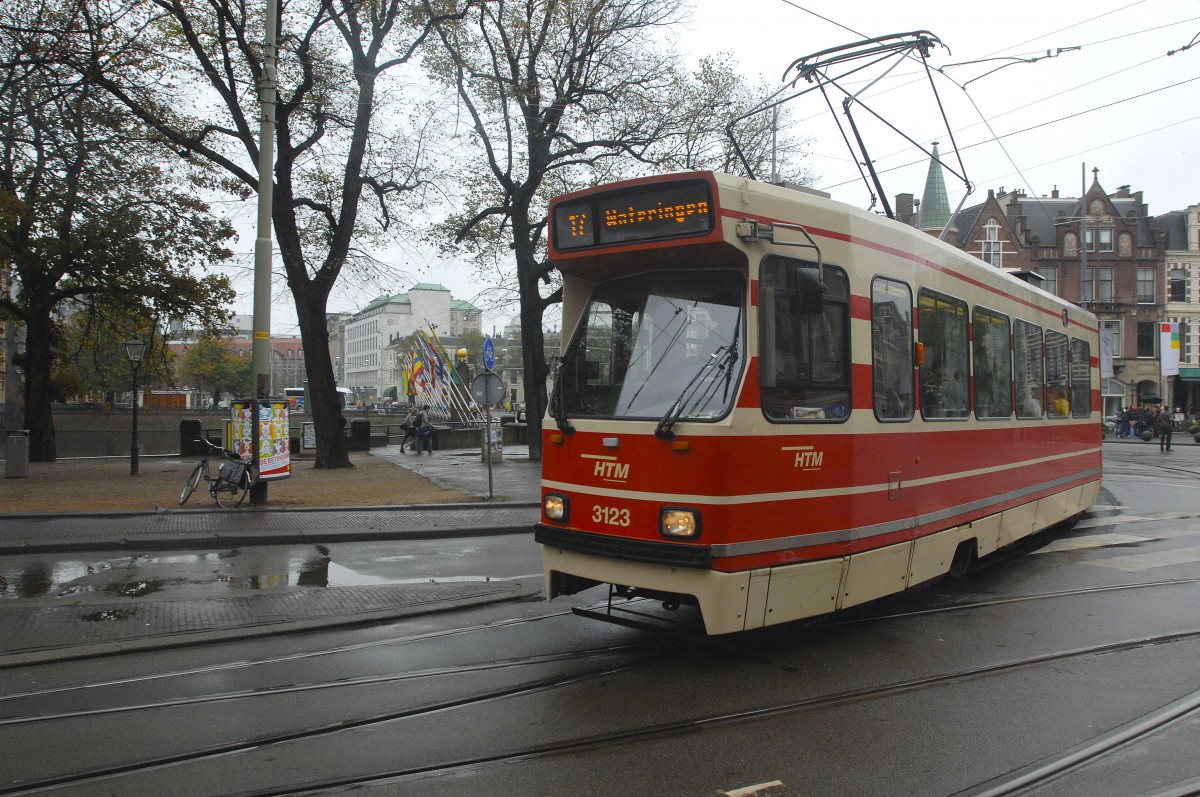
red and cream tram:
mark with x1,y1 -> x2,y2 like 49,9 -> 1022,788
536,171 -> 1100,636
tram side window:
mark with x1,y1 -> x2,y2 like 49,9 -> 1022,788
918,288 -> 969,419
759,256 -> 850,422
1045,330 -> 1070,417
1070,337 -> 1092,418
871,278 -> 915,420
1014,320 -> 1044,418
973,307 -> 1013,419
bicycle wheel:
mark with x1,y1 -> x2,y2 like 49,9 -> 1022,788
180,462 -> 205,505
215,473 -> 249,508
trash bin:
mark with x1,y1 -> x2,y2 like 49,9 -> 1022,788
180,419 -> 203,456
349,418 -> 371,451
6,430 -> 29,478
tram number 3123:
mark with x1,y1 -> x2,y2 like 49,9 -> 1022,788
592,505 -> 631,527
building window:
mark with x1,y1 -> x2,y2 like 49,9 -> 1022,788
1137,321 -> 1155,358
1137,267 -> 1155,303
981,220 -> 1002,267
1098,267 -> 1113,301
1080,267 -> 1093,302
1036,266 -> 1058,296
1170,268 -> 1187,302
1098,228 -> 1113,252
1083,228 -> 1095,252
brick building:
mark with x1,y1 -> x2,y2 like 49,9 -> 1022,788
901,157 -> 1189,417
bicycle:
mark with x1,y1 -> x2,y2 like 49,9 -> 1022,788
180,438 -> 255,508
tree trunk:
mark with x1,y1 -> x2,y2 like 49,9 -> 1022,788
512,219 -> 551,462
22,313 -> 57,462
296,294 -> 351,469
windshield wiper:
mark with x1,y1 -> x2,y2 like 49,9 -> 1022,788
654,342 -> 739,440
551,334 -> 584,434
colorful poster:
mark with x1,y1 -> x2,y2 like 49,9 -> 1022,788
1161,322 -> 1180,377
230,400 -> 291,482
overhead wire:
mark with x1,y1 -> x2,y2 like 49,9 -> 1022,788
774,0 -> 1199,204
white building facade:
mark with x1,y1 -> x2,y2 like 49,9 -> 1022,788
1159,204 -> 1200,414
341,284 -> 481,402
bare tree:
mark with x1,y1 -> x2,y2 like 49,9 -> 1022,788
82,0 -> 471,468
654,54 -> 815,185
426,0 -> 688,460
425,6 -> 812,460
0,0 -> 235,461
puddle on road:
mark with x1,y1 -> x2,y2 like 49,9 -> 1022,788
80,607 -> 135,622
1,545 -> 507,602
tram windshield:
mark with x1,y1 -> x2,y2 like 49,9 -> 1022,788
553,271 -> 744,422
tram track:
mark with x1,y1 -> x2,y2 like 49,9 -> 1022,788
0,641 -> 674,726
14,573 -> 1187,721
0,607 -> 585,701
5,625 -> 1199,796
0,651 -> 674,796
949,685 -> 1200,797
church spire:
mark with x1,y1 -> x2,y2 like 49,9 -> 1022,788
917,142 -> 951,233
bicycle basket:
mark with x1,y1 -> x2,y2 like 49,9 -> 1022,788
218,460 -> 247,485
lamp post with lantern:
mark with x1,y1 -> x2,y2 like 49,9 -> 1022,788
125,337 -> 145,475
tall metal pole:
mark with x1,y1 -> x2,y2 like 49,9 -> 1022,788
252,0 -> 277,399
129,361 -> 139,475
249,0 -> 278,504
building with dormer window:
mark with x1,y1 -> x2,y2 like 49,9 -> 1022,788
998,172 -> 1166,414
903,152 -> 1178,416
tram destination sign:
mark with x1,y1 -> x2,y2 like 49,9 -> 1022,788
553,179 -> 713,251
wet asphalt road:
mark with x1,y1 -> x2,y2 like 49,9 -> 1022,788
2,440 -> 1199,797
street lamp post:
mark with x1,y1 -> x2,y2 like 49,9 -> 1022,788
125,338 -> 146,475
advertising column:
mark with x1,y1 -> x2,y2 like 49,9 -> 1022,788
231,400 -> 292,483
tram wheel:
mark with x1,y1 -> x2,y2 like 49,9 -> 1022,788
948,540 -> 976,579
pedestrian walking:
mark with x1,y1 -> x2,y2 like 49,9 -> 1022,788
1156,407 -> 1173,452
416,404 -> 435,454
399,407 -> 420,452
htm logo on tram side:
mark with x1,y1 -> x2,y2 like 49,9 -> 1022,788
582,454 -> 629,484
784,446 -> 824,471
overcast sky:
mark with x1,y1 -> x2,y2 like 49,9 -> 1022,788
245,0 -> 1199,337
685,0 -> 1199,212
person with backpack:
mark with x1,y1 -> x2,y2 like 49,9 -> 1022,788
416,404 -> 435,454
399,407 -> 420,452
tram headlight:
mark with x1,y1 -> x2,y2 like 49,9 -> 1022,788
544,493 -> 569,522
660,508 -> 700,539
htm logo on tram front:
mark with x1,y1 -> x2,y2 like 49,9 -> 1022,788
582,454 -> 629,483
784,445 -> 823,471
